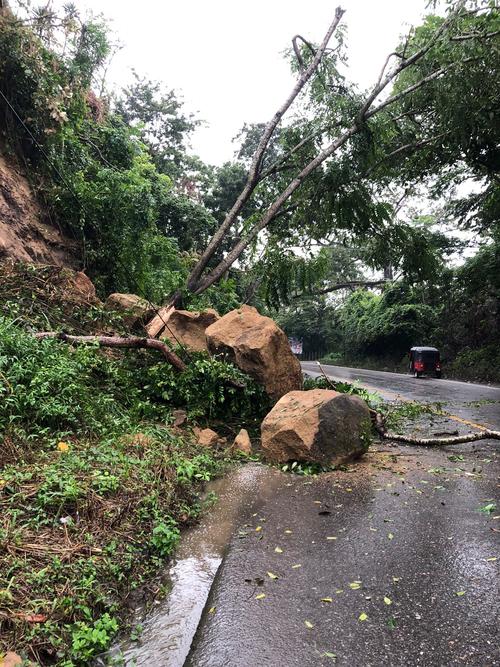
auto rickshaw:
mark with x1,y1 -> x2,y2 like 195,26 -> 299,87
409,346 -> 441,378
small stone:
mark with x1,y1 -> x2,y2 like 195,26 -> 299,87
231,429 -> 252,455
172,409 -> 187,427
194,427 -> 219,447
1,653 -> 23,667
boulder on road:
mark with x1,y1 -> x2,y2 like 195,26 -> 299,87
105,293 -> 155,327
161,309 -> 219,352
261,389 -> 371,465
205,305 -> 302,401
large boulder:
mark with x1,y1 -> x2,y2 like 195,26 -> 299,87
161,309 -> 219,352
105,293 -> 155,327
261,389 -> 371,465
205,305 -> 302,401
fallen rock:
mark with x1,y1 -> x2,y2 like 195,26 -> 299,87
231,428 -> 252,455
261,389 -> 371,465
0,653 -> 23,667
105,293 -> 155,327
194,427 -> 220,447
205,305 -> 302,401
161,309 -> 220,352
172,409 -> 188,427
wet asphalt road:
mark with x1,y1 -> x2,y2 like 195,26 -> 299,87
186,367 -> 499,667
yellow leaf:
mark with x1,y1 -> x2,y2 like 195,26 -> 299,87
255,593 -> 266,600
349,582 -> 361,590
392,577 -> 400,583
456,591 -> 465,596
304,620 -> 314,629
274,547 -> 283,553
358,613 -> 368,622
326,536 -> 337,540
267,571 -> 278,579
57,441 -> 70,452
388,533 -> 394,540
384,596 -> 392,605
208,606 -> 216,614
255,526 -> 262,532
284,529 -> 293,534
320,597 -> 333,603
486,557 -> 497,562
335,589 -> 344,594
291,564 -> 302,569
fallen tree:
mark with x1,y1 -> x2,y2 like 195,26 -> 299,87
34,332 -> 187,371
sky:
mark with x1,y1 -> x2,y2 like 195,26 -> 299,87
60,0 -> 429,166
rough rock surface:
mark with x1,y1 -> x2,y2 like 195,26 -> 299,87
0,150 -> 78,266
231,428 -> 252,455
205,305 -> 302,400
261,389 -> 371,465
105,293 -> 155,326
161,309 -> 220,352
194,427 -> 220,447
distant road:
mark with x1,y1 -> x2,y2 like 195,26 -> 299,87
301,361 -> 500,411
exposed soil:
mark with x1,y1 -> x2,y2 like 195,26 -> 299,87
0,148 -> 79,267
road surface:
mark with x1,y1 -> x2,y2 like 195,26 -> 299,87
186,366 -> 499,667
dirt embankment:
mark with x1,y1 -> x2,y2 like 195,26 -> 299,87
0,148 -> 79,267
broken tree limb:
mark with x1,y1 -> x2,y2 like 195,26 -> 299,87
34,332 -> 186,372
372,409 -> 500,446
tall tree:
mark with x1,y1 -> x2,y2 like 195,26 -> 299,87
161,1 -> 497,309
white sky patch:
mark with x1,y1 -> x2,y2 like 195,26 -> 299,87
54,0 -> 428,165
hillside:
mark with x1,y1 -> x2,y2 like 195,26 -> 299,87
0,148 -> 78,266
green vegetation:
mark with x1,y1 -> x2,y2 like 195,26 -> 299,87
0,1 -> 499,661
0,267 -> 269,664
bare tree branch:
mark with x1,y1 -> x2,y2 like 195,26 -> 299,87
185,6 -> 346,292
303,280 -> 387,297
34,332 -> 186,371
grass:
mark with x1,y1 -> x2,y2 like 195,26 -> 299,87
0,426 -> 230,665
0,264 -> 269,665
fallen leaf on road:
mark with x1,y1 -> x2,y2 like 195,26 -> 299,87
349,582 -> 361,590
267,571 -> 279,579
284,529 -> 293,534
384,597 -> 392,605
304,620 -> 314,629
291,564 -> 302,569
392,577 -> 400,583
326,536 -> 337,540
255,526 -> 262,532
485,557 -> 497,562
321,652 -> 336,660
274,546 -> 283,553
388,533 -> 394,540
320,597 -> 333,603
335,589 -> 343,594
208,607 -> 216,614
358,613 -> 368,621
255,593 -> 266,600
456,591 -> 465,596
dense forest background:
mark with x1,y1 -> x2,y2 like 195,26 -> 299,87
0,0 -> 498,380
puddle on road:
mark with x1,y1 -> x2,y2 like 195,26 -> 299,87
97,463 -> 283,667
